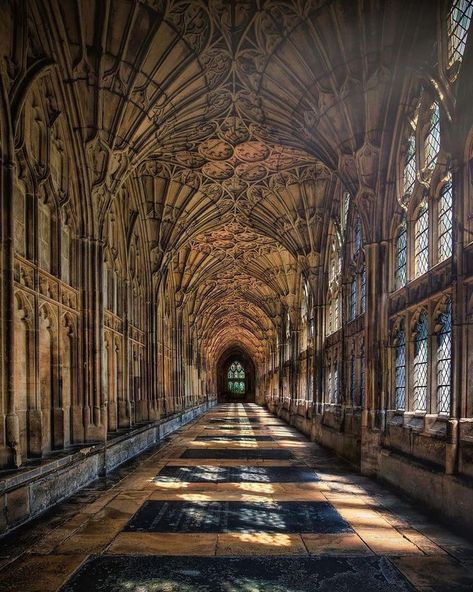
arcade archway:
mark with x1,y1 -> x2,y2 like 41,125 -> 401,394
216,348 -> 256,403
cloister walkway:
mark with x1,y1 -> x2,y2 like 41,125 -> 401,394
1,404 -> 473,591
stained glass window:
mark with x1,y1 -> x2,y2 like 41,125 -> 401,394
395,221 -> 408,289
438,180 -> 453,262
415,205 -> 429,277
437,300 -> 452,415
448,0 -> 473,65
228,362 -> 246,394
425,103 -> 441,170
395,322 -> 406,410
413,311 -> 428,412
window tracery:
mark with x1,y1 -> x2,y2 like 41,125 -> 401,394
228,361 -> 246,394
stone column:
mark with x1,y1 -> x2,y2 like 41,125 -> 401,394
79,236 -> 106,441
360,240 -> 386,475
1,156 -> 21,467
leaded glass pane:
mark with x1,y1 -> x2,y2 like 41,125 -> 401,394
437,301 -> 452,415
413,312 -> 428,412
415,205 -> 429,277
404,135 -> 416,195
359,355 -> 365,407
449,0 -> 473,65
228,361 -> 246,394
360,267 -> 366,314
425,103 -> 441,170
395,222 -> 408,289
350,357 -> 356,405
333,365 -> 339,404
354,218 -> 362,254
395,323 -> 406,410
438,181 -> 453,262
350,276 -> 357,320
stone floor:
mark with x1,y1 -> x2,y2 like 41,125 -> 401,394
1,404 -> 473,591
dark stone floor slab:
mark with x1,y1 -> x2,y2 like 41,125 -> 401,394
61,555 -> 414,592
195,435 -> 274,442
180,448 -> 293,460
124,500 -> 350,534
154,465 -> 319,484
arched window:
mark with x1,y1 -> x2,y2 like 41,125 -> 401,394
436,300 -> 452,415
414,204 -> 429,277
413,311 -> 429,412
394,321 -> 407,410
395,220 -> 408,289
228,361 -> 246,394
438,179 -> 453,262
448,0 -> 473,66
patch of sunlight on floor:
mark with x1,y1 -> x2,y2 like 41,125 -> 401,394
237,482 -> 276,494
227,532 -> 295,547
175,493 -> 214,502
152,481 -> 190,489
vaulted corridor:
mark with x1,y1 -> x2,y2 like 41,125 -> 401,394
1,404 -> 473,591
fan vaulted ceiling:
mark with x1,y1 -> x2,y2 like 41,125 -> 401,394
29,0 -> 428,365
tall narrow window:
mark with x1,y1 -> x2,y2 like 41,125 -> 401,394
395,322 -> 406,410
437,300 -> 452,415
354,218 -> 362,254
359,353 -> 365,407
413,311 -> 428,412
404,135 -> 416,196
350,276 -> 357,320
332,363 -> 339,404
448,0 -> 473,65
395,221 -> 408,289
327,364 -> 332,404
350,356 -> 356,405
438,180 -> 453,262
342,192 -> 350,232
425,103 -> 441,170
415,205 -> 429,277
360,267 -> 366,313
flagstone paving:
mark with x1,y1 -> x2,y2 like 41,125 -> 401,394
0,403 -> 473,591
